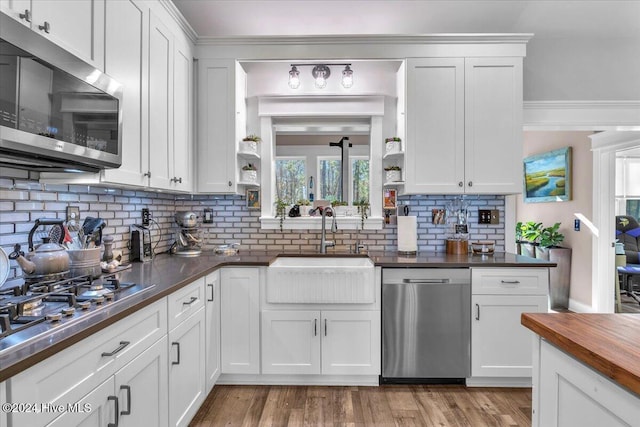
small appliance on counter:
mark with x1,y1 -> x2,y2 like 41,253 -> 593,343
445,197 -> 470,255
130,224 -> 153,262
172,212 -> 202,257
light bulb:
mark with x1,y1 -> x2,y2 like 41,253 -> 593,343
314,73 -> 327,89
341,65 -> 353,88
288,66 -> 300,89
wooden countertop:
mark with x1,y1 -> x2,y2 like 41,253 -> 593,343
522,313 -> 640,397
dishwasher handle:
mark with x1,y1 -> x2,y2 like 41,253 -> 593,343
401,278 -> 451,284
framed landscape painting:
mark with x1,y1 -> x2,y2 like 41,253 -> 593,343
523,147 -> 572,203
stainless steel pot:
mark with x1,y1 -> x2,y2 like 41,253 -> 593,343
175,211 -> 198,228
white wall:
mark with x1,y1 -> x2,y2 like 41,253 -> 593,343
517,131 -> 594,307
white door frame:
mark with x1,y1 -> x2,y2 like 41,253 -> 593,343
589,131 -> 640,312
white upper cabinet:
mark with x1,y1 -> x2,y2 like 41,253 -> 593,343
197,60 -> 247,193
405,57 -> 523,195
102,0 -> 148,187
171,39 -> 194,192
1,0 -> 105,70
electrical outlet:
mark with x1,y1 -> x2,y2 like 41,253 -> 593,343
141,208 -> 150,226
490,209 -> 500,224
478,209 -> 491,224
66,206 -> 80,225
203,208 -> 213,223
574,219 -> 581,231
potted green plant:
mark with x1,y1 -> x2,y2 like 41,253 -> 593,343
384,165 -> 402,183
353,199 -> 370,229
535,222 -> 572,310
519,221 -> 542,258
296,199 -> 311,216
240,134 -> 261,154
331,200 -> 348,216
275,198 -> 288,231
240,163 -> 258,183
385,137 -> 402,154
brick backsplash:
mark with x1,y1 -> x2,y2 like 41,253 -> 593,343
1,167 -> 504,282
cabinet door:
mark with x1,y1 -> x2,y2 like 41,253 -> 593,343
45,377 -> 115,427
148,10 -> 173,190
205,271 -> 221,393
220,268 -> 260,374
197,59 -> 238,193
168,308 -> 205,427
262,310 -> 321,375
0,0 -> 32,26
102,0 -> 148,187
321,311 -> 381,376
171,39 -> 193,192
405,58 -> 465,194
31,0 -> 105,70
0,381 -> 6,427
115,336 -> 168,427
471,294 -> 547,378
464,57 -> 523,194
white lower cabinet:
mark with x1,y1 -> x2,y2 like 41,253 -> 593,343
262,310 -> 380,376
0,381 -> 6,427
534,339 -> 640,427
470,268 -> 549,384
167,280 -> 206,427
221,268 -> 260,374
46,336 -> 168,427
204,271 -> 221,393
9,299 -> 167,426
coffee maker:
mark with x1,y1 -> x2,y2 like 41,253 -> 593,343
172,212 -> 202,257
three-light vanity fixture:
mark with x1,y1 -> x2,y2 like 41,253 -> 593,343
288,63 -> 353,89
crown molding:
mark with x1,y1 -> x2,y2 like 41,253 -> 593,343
523,101 -> 640,131
195,33 -> 534,46
158,0 -> 198,44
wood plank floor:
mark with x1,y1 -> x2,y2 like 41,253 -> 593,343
190,385 -> 532,427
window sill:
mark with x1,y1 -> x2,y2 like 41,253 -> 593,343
259,216 -> 384,230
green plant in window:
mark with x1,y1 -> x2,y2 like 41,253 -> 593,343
275,198 -> 288,231
353,198 -> 370,229
242,134 -> 261,142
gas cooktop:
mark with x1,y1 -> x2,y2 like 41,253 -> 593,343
0,273 -> 155,355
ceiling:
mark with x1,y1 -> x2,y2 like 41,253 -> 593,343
171,0 -> 640,39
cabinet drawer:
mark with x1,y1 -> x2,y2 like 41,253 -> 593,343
168,277 -> 205,331
10,299 -> 167,427
472,268 -> 549,295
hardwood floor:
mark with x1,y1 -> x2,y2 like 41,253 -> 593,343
190,385 -> 532,427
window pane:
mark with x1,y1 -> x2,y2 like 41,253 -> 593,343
275,158 -> 306,204
319,159 -> 342,202
352,159 -> 369,204
627,199 -> 640,221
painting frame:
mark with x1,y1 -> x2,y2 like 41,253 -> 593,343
523,147 -> 572,203
383,188 -> 397,209
246,188 -> 261,209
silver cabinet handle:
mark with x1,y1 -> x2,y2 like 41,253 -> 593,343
38,21 -> 50,33
120,385 -> 131,416
500,280 -> 520,284
324,319 -> 328,336
19,9 -> 31,22
314,318 -> 317,336
172,342 -> 180,365
228,180 -> 232,187
402,278 -> 450,284
207,283 -> 214,302
102,341 -> 130,357
171,177 -> 183,183
475,303 -> 480,321
143,171 -> 151,178
108,395 -> 119,427
468,181 -> 473,187
458,181 -> 463,187
182,296 -> 198,306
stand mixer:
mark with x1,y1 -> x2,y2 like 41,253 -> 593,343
173,212 -> 202,257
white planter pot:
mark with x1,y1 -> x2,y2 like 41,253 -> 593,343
240,170 -> 257,183
385,170 -> 402,183
239,140 -> 258,154
385,140 -> 401,154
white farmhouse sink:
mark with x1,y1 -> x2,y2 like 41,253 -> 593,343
266,257 -> 375,304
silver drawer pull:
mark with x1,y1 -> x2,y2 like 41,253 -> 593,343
182,296 -> 198,306
102,341 -> 130,357
207,283 -> 214,302
475,303 -> 480,320
172,342 -> 180,365
500,280 -> 520,284
120,385 -> 131,416
108,395 -> 119,427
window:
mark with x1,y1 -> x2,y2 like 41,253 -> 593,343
351,157 -> 369,204
275,157 -> 306,204
627,200 -> 640,221
318,157 -> 342,202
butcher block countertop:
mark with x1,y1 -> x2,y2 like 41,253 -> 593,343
522,313 -> 640,397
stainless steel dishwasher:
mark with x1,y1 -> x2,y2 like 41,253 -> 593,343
382,268 -> 471,383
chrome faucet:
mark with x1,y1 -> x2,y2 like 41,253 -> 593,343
319,206 -> 337,253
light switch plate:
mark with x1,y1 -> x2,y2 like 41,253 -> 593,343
66,206 -> 80,224
490,209 -> 500,224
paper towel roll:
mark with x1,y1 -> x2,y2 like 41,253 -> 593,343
397,216 -> 417,254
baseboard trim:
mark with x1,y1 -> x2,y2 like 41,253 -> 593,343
568,298 -> 596,313
466,377 -> 532,388
217,373 -> 380,386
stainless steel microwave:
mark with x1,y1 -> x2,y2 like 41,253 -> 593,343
0,13 -> 122,173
